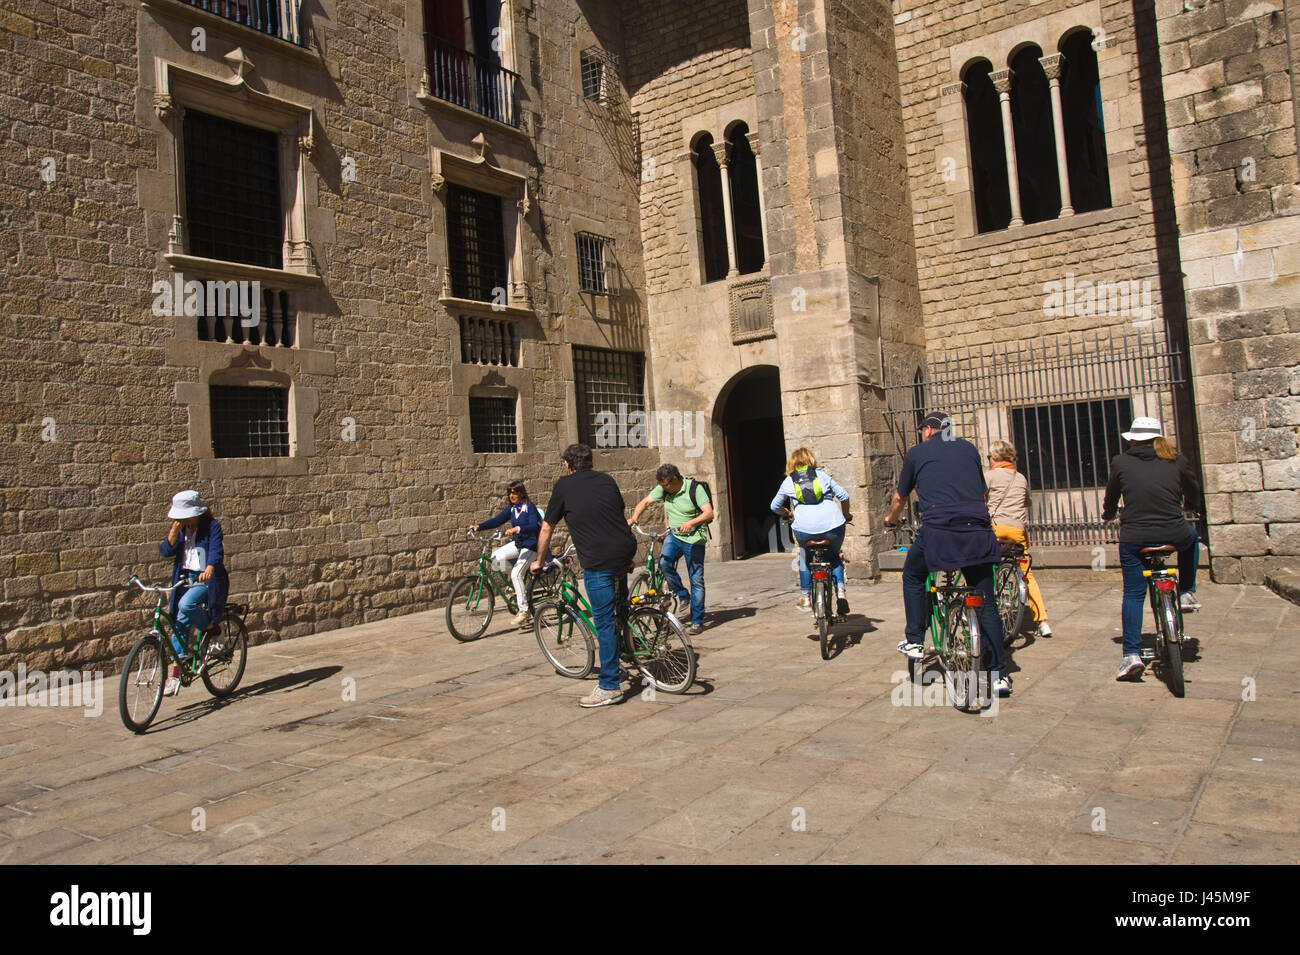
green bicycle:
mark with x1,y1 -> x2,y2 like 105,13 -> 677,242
628,523 -> 674,611
532,574 -> 696,693
118,574 -> 249,733
911,568 -> 988,712
445,529 -> 578,641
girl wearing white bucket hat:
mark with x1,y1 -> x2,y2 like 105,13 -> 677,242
159,490 -> 230,694
1101,419 -> 1202,682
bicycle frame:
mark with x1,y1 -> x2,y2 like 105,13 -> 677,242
134,580 -> 211,679
1142,556 -> 1182,645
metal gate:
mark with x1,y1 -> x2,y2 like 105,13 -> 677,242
881,327 -> 1188,546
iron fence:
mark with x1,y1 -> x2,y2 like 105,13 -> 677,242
881,326 -> 1188,547
179,0 -> 305,45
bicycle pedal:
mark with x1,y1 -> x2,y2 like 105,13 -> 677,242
1139,649 -> 1156,661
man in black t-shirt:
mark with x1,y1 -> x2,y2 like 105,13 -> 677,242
532,443 -> 636,707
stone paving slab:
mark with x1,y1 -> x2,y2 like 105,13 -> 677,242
0,553 -> 1297,864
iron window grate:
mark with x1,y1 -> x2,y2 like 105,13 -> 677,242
1010,398 -> 1132,490
581,56 -> 604,101
576,232 -> 610,295
574,346 -> 644,446
210,385 -> 290,458
183,110 -> 283,269
469,396 -> 517,453
446,183 -> 507,302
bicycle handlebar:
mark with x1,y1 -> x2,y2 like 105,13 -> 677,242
123,574 -> 182,594
630,523 -> 666,541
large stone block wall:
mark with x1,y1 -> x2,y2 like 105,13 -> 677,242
0,0 -> 655,672
1155,0 -> 1300,583
895,0 -> 1174,351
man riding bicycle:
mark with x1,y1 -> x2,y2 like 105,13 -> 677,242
885,412 -> 1010,698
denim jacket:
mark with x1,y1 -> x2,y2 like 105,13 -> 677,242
159,515 -> 229,622
920,500 -> 1001,572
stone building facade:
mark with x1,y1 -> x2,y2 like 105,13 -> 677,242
1,0 -> 1296,671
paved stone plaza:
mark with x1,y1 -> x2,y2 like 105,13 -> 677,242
1,558 -> 1297,865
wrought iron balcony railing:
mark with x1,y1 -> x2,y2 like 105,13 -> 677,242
423,34 -> 521,128
178,0 -> 305,46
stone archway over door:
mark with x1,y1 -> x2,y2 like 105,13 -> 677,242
719,365 -> 789,558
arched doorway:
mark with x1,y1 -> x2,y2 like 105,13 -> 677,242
717,366 -> 788,558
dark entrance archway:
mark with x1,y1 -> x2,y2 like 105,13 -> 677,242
717,366 -> 789,558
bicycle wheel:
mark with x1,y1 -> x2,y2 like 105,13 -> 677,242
446,574 -> 495,642
201,611 -> 248,698
119,633 -> 165,733
1159,591 -> 1185,698
943,601 -> 978,712
995,562 -> 1027,645
626,606 -> 696,693
533,600 -> 594,678
816,581 -> 831,659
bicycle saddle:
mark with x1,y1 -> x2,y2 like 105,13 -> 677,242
1138,545 -> 1177,554
805,539 -> 832,546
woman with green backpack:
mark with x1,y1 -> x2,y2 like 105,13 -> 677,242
770,448 -> 852,614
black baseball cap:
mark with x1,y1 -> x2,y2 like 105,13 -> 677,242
921,411 -> 950,430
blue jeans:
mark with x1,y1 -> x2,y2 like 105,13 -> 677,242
794,526 -> 845,594
174,580 -> 209,659
583,569 -> 628,691
1118,529 -> 1199,658
659,533 -> 705,626
901,531 -> 1006,680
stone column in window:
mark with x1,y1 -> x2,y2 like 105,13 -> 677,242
156,95 -> 186,256
712,140 -> 740,278
990,69 -> 1024,228
282,126 -> 316,272
510,187 -> 532,308
746,130 -> 769,265
1040,53 -> 1074,217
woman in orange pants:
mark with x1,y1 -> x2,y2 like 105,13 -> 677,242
984,441 -> 1051,637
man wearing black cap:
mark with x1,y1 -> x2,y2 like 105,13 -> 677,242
885,412 -> 1010,698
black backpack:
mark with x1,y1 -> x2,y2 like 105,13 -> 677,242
683,478 -> 713,537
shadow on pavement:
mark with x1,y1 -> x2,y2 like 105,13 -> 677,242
145,665 -> 344,734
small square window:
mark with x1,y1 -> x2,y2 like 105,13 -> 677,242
576,232 -> 611,295
210,385 -> 290,458
469,395 -> 518,453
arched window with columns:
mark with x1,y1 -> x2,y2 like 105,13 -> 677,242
1009,44 -> 1061,224
1060,29 -> 1112,214
962,60 -> 1012,234
725,122 -> 765,275
692,132 -> 729,284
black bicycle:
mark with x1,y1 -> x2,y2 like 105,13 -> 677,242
805,538 -> 843,659
994,540 -> 1029,646
1141,544 -> 1187,697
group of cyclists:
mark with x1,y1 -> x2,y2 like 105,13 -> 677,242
153,411 -> 1200,707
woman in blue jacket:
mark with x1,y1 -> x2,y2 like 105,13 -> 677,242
770,448 -> 852,614
159,491 -> 229,687
471,481 -> 542,626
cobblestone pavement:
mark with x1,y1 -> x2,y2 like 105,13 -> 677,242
2,554 -> 1297,864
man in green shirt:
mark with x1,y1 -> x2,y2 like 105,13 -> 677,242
628,464 -> 713,634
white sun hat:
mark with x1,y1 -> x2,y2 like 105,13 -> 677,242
167,490 -> 209,519
1121,417 -> 1163,442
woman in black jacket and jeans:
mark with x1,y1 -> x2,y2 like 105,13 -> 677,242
1101,417 -> 1202,681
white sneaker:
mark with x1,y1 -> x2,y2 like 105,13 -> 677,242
579,685 -> 623,708
512,610 -> 531,627
163,677 -> 181,697
897,640 -> 924,660
1179,592 -> 1201,611
1116,655 -> 1146,681
1038,622 -> 1053,637
795,595 -> 811,612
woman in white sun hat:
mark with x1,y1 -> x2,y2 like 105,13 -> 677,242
159,490 -> 229,692
1101,417 -> 1202,682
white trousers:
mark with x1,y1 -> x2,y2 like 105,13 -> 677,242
491,542 -> 537,611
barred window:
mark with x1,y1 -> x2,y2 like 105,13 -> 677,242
469,395 -> 517,453
581,55 -> 605,102
574,346 -> 644,446
210,385 -> 290,458
183,110 -> 283,269
1010,397 -> 1132,490
576,232 -> 611,295
446,183 -> 507,302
